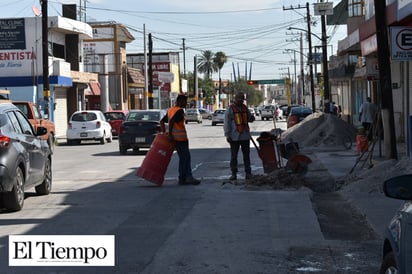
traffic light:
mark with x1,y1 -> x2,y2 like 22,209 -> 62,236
247,80 -> 259,85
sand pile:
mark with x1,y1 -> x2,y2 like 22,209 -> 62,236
280,113 -> 358,149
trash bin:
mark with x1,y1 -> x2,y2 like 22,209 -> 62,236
257,132 -> 278,173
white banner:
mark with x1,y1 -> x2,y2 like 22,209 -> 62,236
9,235 -> 115,266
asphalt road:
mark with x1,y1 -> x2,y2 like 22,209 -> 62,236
0,117 -> 382,273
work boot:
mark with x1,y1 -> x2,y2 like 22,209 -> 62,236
229,173 -> 237,181
185,177 -> 201,185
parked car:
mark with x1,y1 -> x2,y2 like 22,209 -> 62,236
185,108 -> 202,124
283,105 -> 300,117
104,110 -> 129,137
199,108 -> 212,120
66,110 -> 113,145
0,103 -> 52,211
287,106 -> 313,128
13,101 -> 56,151
118,109 -> 166,155
380,174 -> 412,273
212,109 -> 226,126
248,108 -> 256,117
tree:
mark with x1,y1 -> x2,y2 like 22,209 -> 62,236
197,50 -> 217,78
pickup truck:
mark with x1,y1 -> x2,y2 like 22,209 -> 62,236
260,105 -> 275,120
13,101 -> 56,151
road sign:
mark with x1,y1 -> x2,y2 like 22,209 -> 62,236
157,72 -> 174,83
258,79 -> 285,85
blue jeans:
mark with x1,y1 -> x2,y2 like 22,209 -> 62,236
175,141 -> 193,181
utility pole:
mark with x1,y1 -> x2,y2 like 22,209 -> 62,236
283,3 -> 315,111
374,0 -> 397,159
321,7 -> 330,103
143,24 -> 148,109
41,0 -> 50,117
182,38 -> 186,78
148,33 -> 153,109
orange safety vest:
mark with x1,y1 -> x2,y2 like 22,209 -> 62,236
168,106 -> 188,141
230,103 -> 250,133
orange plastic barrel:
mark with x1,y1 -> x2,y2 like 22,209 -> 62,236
356,134 -> 368,153
257,134 -> 278,173
136,133 -> 175,186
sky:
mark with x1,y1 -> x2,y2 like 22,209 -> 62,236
0,0 -> 347,81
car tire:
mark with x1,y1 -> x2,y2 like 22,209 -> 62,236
4,166 -> 25,211
380,251 -> 398,274
48,134 -> 55,152
119,146 -> 127,155
100,133 -> 106,144
35,157 -> 52,195
107,133 -> 113,143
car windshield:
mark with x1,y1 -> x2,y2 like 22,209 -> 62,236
291,107 -> 312,114
72,112 -> 97,122
186,109 -> 197,114
215,110 -> 225,114
128,111 -> 160,121
105,112 -> 125,120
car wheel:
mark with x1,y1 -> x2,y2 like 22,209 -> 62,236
35,157 -> 52,195
107,133 -> 113,143
100,133 -> 106,144
119,146 -> 127,155
4,166 -> 25,211
380,251 -> 398,274
208,116 -> 212,120
48,134 -> 55,152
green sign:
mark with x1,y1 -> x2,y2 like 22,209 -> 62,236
257,79 -> 285,85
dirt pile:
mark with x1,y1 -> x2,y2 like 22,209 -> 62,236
246,168 -> 306,189
280,113 -> 358,149
340,156 -> 412,194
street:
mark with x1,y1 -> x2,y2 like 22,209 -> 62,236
0,118 -> 382,273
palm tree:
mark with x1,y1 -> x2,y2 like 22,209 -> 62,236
213,51 -> 227,75
197,50 -> 217,78
213,51 -> 228,107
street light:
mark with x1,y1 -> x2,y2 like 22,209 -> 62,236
288,24 -> 330,110
287,27 -> 323,41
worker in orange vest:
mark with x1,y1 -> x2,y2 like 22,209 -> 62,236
160,94 -> 201,185
224,92 -> 254,181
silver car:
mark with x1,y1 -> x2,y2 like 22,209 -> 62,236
66,110 -> 113,145
0,103 -> 52,211
212,109 -> 226,126
185,108 -> 202,124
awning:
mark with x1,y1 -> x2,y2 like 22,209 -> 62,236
85,81 -> 101,96
127,67 -> 144,88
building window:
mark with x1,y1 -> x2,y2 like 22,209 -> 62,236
348,0 -> 364,17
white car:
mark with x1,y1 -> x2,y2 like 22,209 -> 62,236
66,110 -> 113,145
212,109 -> 226,126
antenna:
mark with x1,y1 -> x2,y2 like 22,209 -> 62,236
32,6 -> 41,17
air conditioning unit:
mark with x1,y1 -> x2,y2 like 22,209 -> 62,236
52,60 -> 71,77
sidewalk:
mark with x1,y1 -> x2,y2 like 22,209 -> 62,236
308,142 -> 407,237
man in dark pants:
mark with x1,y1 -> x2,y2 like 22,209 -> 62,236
160,94 -> 200,185
224,92 -> 254,181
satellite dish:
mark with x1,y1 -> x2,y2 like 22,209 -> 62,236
32,6 -> 41,17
